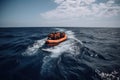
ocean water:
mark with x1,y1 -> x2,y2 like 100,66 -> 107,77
0,27 -> 120,80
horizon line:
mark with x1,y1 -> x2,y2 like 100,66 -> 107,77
0,26 -> 120,28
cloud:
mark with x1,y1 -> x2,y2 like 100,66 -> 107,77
41,0 -> 120,19
39,0 -> 120,27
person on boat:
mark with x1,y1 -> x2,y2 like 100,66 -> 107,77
61,32 -> 65,38
48,32 -> 65,40
48,33 -> 55,40
56,32 -> 60,39
48,33 -> 54,40
54,32 -> 57,40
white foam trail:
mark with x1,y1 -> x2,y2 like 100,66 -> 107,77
42,28 -> 82,57
95,69 -> 120,80
41,28 -> 83,74
22,38 -> 46,56
66,30 -> 83,45
42,39 -> 81,57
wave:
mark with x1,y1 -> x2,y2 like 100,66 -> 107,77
42,28 -> 83,57
22,28 -> 83,57
22,38 -> 46,56
1,27 -> 120,80
95,69 -> 120,80
20,28 -> 119,80
42,39 -> 81,57
40,28 -> 84,78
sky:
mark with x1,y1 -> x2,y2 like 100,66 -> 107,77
0,0 -> 120,27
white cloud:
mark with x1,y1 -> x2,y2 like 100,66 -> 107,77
40,0 -> 120,27
41,0 -> 120,19
54,0 -> 64,4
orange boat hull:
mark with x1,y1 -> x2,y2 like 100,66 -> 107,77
46,34 -> 67,46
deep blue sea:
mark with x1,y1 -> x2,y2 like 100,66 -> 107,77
0,27 -> 120,80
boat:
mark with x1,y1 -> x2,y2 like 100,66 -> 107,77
45,32 -> 67,46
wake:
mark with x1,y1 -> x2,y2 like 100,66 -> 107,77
20,28 -> 120,80
40,28 -> 83,76
42,28 -> 83,57
22,28 -> 83,57
22,38 -> 46,56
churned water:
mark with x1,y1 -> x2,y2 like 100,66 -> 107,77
0,27 -> 120,80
